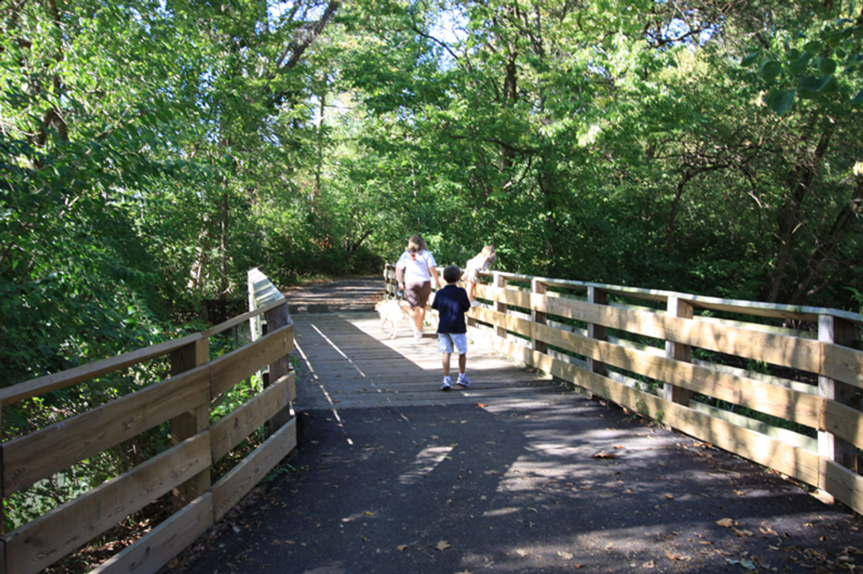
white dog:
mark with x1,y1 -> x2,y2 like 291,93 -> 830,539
375,299 -> 418,339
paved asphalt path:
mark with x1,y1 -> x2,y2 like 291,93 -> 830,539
162,279 -> 862,574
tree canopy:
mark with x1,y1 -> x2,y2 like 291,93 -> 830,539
3,0 -> 863,385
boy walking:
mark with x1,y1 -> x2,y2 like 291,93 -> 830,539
432,265 -> 472,391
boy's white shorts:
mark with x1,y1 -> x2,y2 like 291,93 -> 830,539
437,333 -> 468,355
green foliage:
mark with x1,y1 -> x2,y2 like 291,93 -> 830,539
2,0 -> 863,537
738,3 -> 863,114
847,287 -> 863,312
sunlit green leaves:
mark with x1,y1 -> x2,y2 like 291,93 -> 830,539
738,3 -> 863,113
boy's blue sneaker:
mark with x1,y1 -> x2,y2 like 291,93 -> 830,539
456,374 -> 471,388
441,377 -> 452,391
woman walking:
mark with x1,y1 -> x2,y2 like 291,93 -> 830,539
395,234 -> 441,340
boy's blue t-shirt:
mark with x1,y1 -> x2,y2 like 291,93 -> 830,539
432,284 -> 471,334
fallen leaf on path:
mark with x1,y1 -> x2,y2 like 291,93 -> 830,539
484,470 -> 500,475
397,545 -> 408,552
436,540 -> 451,551
665,551 -> 682,561
455,571 -> 472,574
364,511 -> 374,516
592,452 -> 616,459
716,518 -> 734,528
642,560 -> 655,569
726,558 -> 756,571
613,445 -> 626,449
558,551 -> 573,560
664,494 -> 674,499
515,549 -> 528,556
476,403 -> 487,408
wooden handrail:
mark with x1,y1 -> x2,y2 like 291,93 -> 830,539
384,262 -> 863,325
0,269 -> 297,574
385,263 -> 863,513
0,333 -> 205,407
0,293 -> 290,408
203,297 -> 288,338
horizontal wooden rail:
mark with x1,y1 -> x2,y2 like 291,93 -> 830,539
2,364 -> 211,496
0,268 -> 297,574
0,333 -> 204,407
0,296 -> 289,408
384,264 -> 863,514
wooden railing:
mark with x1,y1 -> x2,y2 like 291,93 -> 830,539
385,264 -> 863,513
0,268 -> 296,574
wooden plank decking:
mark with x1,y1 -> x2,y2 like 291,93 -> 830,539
291,313 -> 572,409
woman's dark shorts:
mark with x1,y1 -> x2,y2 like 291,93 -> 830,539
405,280 -> 432,309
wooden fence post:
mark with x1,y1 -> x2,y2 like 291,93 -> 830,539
531,279 -> 547,354
587,287 -> 608,378
664,296 -> 693,405
170,338 -> 210,512
818,314 -> 859,477
265,302 -> 293,434
494,272 -> 508,342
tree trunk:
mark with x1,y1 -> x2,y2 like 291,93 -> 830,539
765,120 -> 834,302
788,174 -> 863,303
314,88 -> 325,203
220,191 -> 229,297
498,35 -> 518,172
665,173 -> 692,255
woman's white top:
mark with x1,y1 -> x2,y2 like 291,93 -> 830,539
396,249 -> 437,283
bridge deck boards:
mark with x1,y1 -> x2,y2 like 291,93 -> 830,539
291,313 -> 572,409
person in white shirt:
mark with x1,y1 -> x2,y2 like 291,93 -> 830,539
396,234 -> 441,339
462,245 -> 496,303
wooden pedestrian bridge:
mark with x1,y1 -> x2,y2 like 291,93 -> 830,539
0,268 -> 862,573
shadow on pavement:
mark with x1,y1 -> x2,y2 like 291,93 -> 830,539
165,397 -> 860,574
